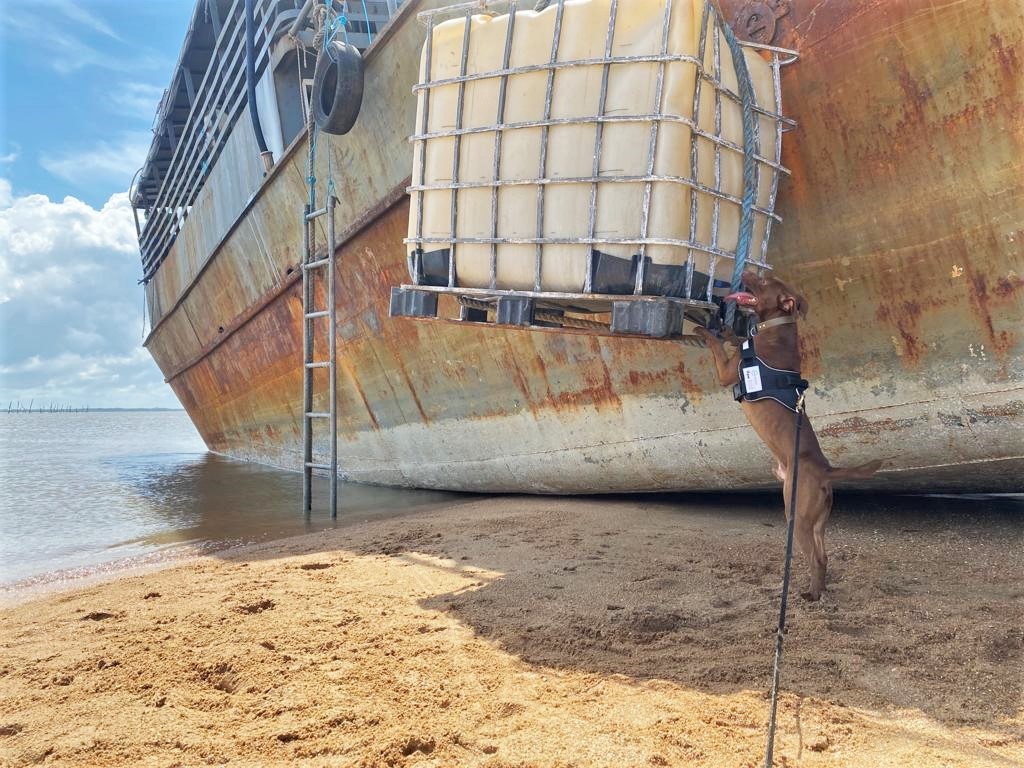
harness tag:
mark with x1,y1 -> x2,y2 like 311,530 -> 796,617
742,364 -> 763,393
742,340 -> 751,351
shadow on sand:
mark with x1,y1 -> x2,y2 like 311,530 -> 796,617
130,454 -> 1023,734
395,493 -> 1022,732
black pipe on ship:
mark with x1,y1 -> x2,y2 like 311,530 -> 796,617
245,0 -> 273,171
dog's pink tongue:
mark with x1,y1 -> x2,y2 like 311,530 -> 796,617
724,291 -> 758,307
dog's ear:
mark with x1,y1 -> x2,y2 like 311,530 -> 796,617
779,292 -> 809,318
795,292 -> 809,318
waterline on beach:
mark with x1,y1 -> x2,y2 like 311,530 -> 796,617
0,411 -> 464,591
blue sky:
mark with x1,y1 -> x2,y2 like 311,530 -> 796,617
0,0 -> 193,408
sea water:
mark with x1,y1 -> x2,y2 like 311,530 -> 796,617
0,410 -> 461,589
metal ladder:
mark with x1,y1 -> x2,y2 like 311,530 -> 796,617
302,195 -> 338,518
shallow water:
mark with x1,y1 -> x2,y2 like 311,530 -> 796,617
0,411 -> 463,587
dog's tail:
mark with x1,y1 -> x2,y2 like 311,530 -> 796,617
827,459 -> 884,481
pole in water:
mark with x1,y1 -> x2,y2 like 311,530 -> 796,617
763,393 -> 806,767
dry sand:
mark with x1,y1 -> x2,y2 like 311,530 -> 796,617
1,494 -> 1021,767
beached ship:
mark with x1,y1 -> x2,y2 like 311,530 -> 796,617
132,0 -> 1023,494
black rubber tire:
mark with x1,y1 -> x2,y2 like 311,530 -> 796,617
312,40 -> 364,135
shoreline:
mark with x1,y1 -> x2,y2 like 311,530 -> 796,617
0,537 -> 247,610
0,477 -> 468,609
1,495 -> 1021,766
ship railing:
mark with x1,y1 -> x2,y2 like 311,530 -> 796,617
135,0 -> 282,283
135,0 -> 403,285
394,0 -> 797,339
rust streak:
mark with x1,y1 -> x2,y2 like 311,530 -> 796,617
994,274 -> 1024,299
962,262 -> 1017,360
819,415 -> 925,439
390,349 -> 430,425
498,335 -> 540,417
874,300 -> 928,367
337,354 -> 381,432
674,363 -> 704,402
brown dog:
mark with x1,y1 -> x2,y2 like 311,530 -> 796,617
695,270 -> 881,600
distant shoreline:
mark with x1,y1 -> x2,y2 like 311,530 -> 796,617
2,408 -> 185,413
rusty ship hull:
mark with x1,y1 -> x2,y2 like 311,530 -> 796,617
138,0 -> 1023,493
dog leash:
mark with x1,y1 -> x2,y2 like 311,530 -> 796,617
763,391 -> 806,767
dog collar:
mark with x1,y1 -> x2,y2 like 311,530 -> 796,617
755,315 -> 797,334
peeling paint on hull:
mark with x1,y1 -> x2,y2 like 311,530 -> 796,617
144,0 -> 1024,493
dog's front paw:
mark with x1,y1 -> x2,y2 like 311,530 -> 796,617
720,327 -> 742,347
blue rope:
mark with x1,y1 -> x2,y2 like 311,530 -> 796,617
720,16 -> 759,329
326,13 -> 349,45
323,0 -> 349,46
359,0 -> 372,44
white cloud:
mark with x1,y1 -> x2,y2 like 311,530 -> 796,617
109,82 -> 166,122
0,144 -> 18,165
0,180 -> 177,408
51,0 -> 122,42
40,131 -> 152,189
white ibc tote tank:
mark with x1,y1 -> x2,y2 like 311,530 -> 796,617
408,0 -> 787,300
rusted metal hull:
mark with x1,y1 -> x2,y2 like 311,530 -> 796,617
144,0 -> 1024,493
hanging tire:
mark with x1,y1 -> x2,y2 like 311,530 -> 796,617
312,40 -> 364,135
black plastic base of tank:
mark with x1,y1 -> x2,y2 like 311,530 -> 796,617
590,251 -> 714,300
412,248 -> 453,287
610,300 -> 685,338
414,248 -> 716,302
496,297 -> 535,326
389,287 -> 438,318
459,304 -> 488,322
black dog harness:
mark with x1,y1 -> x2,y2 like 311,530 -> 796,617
731,317 -> 809,413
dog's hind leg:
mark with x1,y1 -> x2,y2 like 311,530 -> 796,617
793,473 -> 831,601
781,468 -> 818,599
811,483 -> 834,594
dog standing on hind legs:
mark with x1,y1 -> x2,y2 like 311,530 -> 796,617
695,271 -> 883,600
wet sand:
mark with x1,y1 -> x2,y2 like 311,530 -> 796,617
1,494 -> 1021,767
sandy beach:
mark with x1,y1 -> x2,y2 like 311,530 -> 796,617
1,494 -> 1021,767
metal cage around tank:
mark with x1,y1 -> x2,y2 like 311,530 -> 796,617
392,0 -> 798,338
